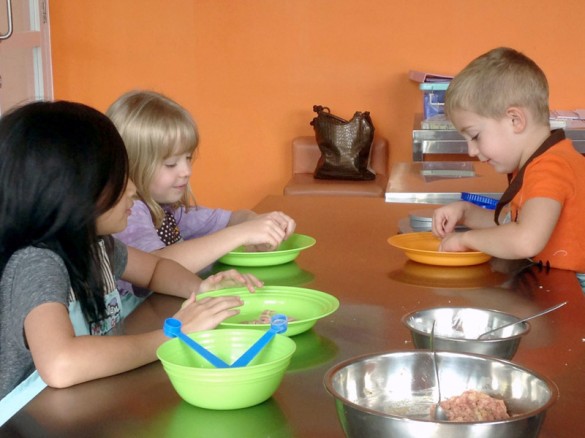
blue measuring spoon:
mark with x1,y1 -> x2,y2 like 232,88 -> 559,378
163,318 -> 230,368
230,314 -> 288,367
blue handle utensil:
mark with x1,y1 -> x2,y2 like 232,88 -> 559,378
163,318 -> 230,368
230,314 -> 288,367
461,192 -> 498,210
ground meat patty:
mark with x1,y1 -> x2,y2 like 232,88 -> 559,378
436,389 -> 510,422
243,310 -> 296,324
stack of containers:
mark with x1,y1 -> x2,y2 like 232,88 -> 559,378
420,82 -> 450,120
408,70 -> 453,128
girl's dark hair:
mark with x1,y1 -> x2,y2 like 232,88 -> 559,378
0,101 -> 129,322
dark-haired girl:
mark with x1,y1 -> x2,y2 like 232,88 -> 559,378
0,101 -> 261,421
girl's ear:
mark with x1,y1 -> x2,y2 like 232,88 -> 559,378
506,106 -> 527,133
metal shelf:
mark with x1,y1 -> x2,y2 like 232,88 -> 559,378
412,114 -> 585,161
385,161 -> 507,204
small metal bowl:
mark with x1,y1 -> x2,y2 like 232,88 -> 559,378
324,350 -> 558,438
402,307 -> 530,359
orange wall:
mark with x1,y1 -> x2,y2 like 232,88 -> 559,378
49,0 -> 585,210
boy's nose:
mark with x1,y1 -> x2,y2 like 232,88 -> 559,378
467,142 -> 479,157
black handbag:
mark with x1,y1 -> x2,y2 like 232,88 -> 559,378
310,105 -> 375,181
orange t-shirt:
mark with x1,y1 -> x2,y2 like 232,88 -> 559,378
511,138 -> 585,272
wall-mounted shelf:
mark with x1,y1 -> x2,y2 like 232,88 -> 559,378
412,114 -> 585,161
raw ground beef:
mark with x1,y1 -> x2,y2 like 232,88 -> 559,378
436,389 -> 510,422
243,310 -> 296,324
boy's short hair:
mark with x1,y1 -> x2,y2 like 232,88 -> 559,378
445,47 -> 550,126
106,90 -> 198,226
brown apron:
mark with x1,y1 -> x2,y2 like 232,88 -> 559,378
494,129 -> 566,225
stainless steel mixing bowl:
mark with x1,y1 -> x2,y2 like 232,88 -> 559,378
402,307 -> 530,359
324,351 -> 557,438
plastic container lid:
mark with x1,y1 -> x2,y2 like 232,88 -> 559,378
409,209 -> 434,224
461,192 -> 498,210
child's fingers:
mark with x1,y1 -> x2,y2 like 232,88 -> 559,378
269,211 -> 295,233
432,211 -> 449,237
240,273 -> 263,292
181,291 -> 197,309
436,219 -> 447,237
178,296 -> 243,332
199,270 -> 263,293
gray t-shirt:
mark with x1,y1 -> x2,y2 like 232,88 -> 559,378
0,239 -> 128,399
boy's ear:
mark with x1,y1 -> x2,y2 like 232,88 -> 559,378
506,107 -> 527,133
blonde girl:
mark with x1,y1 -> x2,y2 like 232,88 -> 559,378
107,91 -> 296,285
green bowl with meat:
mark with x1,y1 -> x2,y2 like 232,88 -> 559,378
197,285 -> 339,336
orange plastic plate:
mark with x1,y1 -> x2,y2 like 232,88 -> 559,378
388,232 -> 491,267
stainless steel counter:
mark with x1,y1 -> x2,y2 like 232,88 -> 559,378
3,196 -> 585,438
385,161 -> 507,204
412,114 -> 585,161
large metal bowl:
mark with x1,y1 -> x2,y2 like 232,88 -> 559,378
402,307 -> 530,359
324,351 -> 557,438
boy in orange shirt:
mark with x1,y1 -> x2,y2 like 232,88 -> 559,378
432,47 -> 585,279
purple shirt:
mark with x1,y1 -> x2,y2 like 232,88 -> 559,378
115,201 -> 231,251
114,200 -> 231,296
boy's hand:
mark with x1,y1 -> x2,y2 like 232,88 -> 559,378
432,202 -> 466,237
439,232 -> 472,252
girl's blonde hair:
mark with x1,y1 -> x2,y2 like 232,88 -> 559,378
445,47 -> 550,126
106,90 -> 198,227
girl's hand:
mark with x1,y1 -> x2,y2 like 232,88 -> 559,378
198,269 -> 263,293
236,211 -> 297,251
270,211 -> 296,239
175,295 -> 244,333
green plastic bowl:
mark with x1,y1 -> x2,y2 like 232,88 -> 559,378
198,286 -> 340,336
157,329 -> 296,410
218,233 -> 316,267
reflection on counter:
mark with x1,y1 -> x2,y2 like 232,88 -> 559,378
210,261 -> 315,287
389,260 -> 508,289
160,398 -> 292,438
287,329 -> 338,372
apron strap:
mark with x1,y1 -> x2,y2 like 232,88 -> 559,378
494,129 -> 566,224
0,371 -> 47,426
